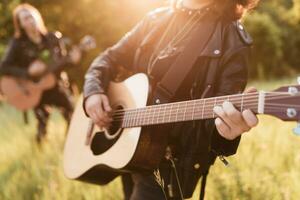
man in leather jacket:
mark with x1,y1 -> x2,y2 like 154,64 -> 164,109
83,0 -> 260,199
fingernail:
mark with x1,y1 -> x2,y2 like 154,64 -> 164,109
244,110 -> 258,127
215,117 -> 221,125
213,106 -> 221,112
223,101 -> 231,106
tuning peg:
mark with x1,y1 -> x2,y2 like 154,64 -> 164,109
293,122 -> 300,136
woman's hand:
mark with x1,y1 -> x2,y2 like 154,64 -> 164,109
213,87 -> 259,140
28,59 -> 47,77
84,94 -> 112,128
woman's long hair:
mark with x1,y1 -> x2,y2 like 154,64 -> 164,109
13,3 -> 47,38
171,0 -> 260,20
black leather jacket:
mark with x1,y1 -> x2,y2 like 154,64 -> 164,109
84,7 -> 253,197
0,32 -> 70,79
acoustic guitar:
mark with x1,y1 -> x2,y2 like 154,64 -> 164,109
63,73 -> 300,185
0,35 -> 96,111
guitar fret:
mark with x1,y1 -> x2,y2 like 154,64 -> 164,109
214,97 -> 218,118
143,108 -> 147,126
119,92 -> 264,128
156,105 -> 161,124
134,109 -> 138,126
175,103 -> 179,121
212,98 -> 217,118
126,111 -> 130,127
162,106 -> 165,122
135,108 -> 139,127
142,108 -> 145,126
241,93 -> 244,111
169,104 -> 173,123
163,105 -> 167,124
122,111 -> 127,127
127,110 -> 131,127
196,101 -> 200,119
129,110 -> 134,127
201,99 -> 205,119
143,107 -> 147,125
124,111 -> 128,127
151,107 -> 155,125
192,101 -> 197,120
183,101 -> 187,121
132,110 -> 136,127
138,109 -> 142,126
141,108 -> 145,126
151,106 -> 155,125
139,108 -> 143,126
147,107 -> 151,125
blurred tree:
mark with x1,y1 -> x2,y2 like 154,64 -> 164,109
0,0 -> 20,42
244,12 -> 284,79
283,0 -> 300,71
244,0 -> 300,79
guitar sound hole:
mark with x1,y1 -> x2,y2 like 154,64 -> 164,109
107,105 -> 123,137
90,106 -> 124,155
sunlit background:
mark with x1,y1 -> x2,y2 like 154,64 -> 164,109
0,0 -> 300,199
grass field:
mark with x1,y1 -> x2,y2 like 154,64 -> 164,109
0,78 -> 300,200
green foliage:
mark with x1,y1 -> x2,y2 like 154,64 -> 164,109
0,105 -> 123,199
0,44 -> 5,58
243,0 -> 300,79
0,0 -> 20,42
244,12 -> 283,79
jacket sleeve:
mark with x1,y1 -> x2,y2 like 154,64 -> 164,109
0,39 -> 29,78
207,46 -> 251,157
83,16 -> 151,99
47,32 -> 73,74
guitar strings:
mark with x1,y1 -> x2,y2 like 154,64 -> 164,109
111,91 -> 294,117
115,97 -> 295,118
112,95 -> 298,122
112,93 -> 260,116
109,94 -> 300,125
115,104 -> 299,128
119,107 -> 295,128
111,92 -> 295,119
120,105 -> 298,128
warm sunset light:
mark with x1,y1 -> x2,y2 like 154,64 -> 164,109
0,0 -> 300,199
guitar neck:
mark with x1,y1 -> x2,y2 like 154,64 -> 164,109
118,92 -> 264,128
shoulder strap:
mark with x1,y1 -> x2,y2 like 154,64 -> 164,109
199,169 -> 209,200
199,58 -> 220,99
155,14 -> 220,102
133,9 -> 174,71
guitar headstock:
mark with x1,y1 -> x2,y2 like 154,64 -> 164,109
79,35 -> 96,52
264,85 -> 300,122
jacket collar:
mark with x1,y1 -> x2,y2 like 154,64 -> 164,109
199,20 -> 222,58
140,8 -> 223,58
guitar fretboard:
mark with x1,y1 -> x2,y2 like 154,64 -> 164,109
113,92 -> 262,128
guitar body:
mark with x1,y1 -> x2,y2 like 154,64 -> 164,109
0,35 -> 96,111
0,74 -> 56,111
64,73 -> 300,185
63,74 -> 168,185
